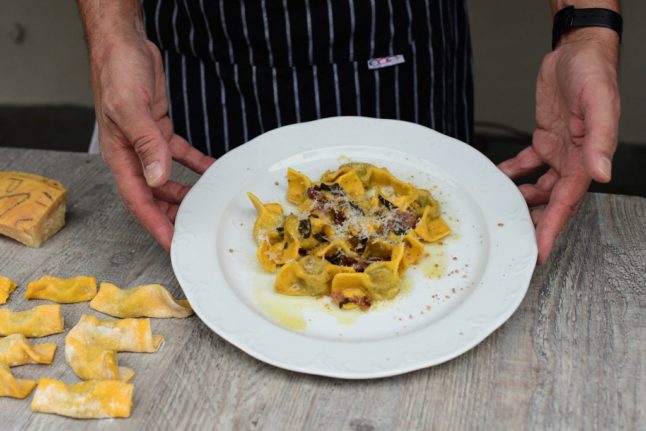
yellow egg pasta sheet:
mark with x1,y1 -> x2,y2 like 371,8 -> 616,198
0,364 -> 36,399
0,275 -> 17,304
0,304 -> 64,337
90,282 -> 193,318
65,314 -> 163,382
25,275 -> 97,303
0,334 -> 56,367
31,378 -> 133,419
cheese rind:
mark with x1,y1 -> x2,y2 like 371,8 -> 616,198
0,171 -> 67,248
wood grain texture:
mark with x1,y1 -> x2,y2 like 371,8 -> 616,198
0,148 -> 644,430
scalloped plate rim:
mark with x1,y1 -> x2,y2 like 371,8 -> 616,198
171,116 -> 537,379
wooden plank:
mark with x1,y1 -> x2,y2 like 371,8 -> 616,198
0,148 -> 644,430
0,148 -> 199,430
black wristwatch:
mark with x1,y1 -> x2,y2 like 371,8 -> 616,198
552,6 -> 623,49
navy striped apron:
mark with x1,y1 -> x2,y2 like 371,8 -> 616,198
142,0 -> 473,157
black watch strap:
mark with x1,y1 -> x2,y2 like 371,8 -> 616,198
552,6 -> 623,49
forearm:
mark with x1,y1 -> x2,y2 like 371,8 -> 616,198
76,0 -> 145,56
550,0 -> 620,16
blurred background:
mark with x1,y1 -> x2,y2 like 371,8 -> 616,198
0,1 -> 644,195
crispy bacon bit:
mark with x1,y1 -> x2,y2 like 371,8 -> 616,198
326,251 -> 352,267
307,183 -> 345,200
326,252 -> 383,272
355,296 -> 372,311
330,291 -> 345,305
331,209 -> 346,225
307,187 -> 319,201
331,291 -> 373,311
348,236 -> 368,253
384,209 -> 418,235
308,185 -> 334,218
353,257 -> 384,272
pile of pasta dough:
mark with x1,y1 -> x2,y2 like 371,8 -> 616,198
249,162 -> 451,311
0,274 -> 193,419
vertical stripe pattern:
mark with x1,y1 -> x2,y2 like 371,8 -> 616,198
142,0 -> 473,157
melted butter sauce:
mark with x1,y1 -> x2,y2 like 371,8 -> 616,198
253,256 -> 445,332
417,242 -> 449,279
253,278 -> 360,331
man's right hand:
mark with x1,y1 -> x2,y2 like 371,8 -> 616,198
89,32 -> 214,251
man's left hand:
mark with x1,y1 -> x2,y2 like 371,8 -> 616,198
499,28 -> 620,264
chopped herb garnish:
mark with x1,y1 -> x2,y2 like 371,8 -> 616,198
298,219 -> 312,238
338,298 -> 351,309
348,201 -> 364,215
378,194 -> 396,210
313,232 -> 328,242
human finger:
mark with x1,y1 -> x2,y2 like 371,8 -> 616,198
166,204 -> 179,223
169,134 -> 216,174
152,180 -> 191,205
534,174 -> 590,264
518,169 -> 559,207
110,147 -> 174,250
497,146 -> 544,179
530,207 -> 546,225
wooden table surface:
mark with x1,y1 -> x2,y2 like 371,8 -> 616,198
0,147 -> 644,430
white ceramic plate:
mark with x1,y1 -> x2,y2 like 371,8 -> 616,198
171,117 -> 537,379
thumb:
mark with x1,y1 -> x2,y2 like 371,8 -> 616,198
581,83 -> 620,184
108,102 -> 172,187
132,121 -> 172,187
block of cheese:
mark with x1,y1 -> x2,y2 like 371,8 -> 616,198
0,171 -> 67,248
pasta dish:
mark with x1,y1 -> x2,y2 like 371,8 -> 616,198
248,163 -> 450,310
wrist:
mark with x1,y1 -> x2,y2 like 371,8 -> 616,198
559,26 -> 619,47
556,27 -> 620,69
551,4 -> 622,61
77,0 -> 146,59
